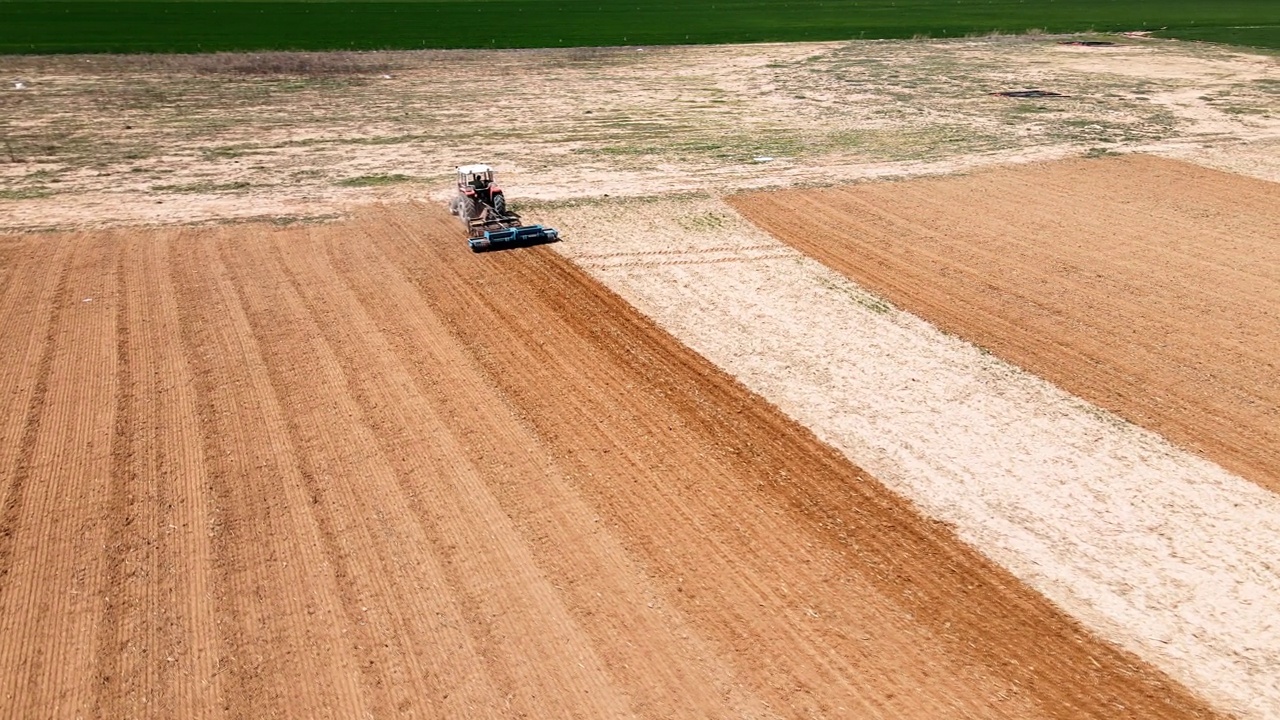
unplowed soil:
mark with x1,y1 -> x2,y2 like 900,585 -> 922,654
730,154 -> 1280,493
4,37 -> 1279,232
0,205 -> 1218,718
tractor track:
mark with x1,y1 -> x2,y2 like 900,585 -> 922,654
0,205 -> 1222,718
0,232 -> 118,715
576,252 -> 795,270
0,238 -> 73,588
572,243 -> 795,269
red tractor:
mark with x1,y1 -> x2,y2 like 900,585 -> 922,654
449,164 -> 506,220
446,163 -> 559,252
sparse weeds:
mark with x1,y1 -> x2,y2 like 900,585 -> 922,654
177,212 -> 345,229
583,128 -> 810,163
203,146 -> 255,160
266,213 -> 341,227
153,181 -> 253,194
822,126 -> 1001,161
677,212 -> 729,231
522,190 -> 708,211
156,52 -> 395,78
1080,401 -> 1132,430
1222,105 -> 1270,116
202,134 -> 437,163
336,174 -> 416,187
1008,103 -> 1056,115
817,276 -> 893,314
0,187 -> 54,200
348,134 -> 429,146
549,46 -> 662,68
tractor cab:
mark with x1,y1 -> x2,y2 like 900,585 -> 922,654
457,164 -> 495,194
453,163 -> 508,218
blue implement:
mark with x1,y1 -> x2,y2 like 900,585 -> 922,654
468,224 -> 559,252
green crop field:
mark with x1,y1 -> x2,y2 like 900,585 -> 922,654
1,0 -> 1278,54
1154,25 -> 1280,50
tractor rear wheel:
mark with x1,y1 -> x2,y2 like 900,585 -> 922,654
493,192 -> 507,216
463,197 -> 478,221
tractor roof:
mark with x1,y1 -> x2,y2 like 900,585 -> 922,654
457,164 -> 492,174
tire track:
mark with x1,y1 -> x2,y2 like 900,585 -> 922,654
572,243 -> 792,269
0,236 -> 72,577
220,227 -> 552,717
0,231 -> 118,716
574,243 -> 781,259
265,229 -> 516,717
154,228 -> 223,720
91,230 -> 137,718
258,217 -> 636,718
576,251 -> 795,269
167,228 -> 368,718
328,211 -> 770,718
88,228 -> 223,718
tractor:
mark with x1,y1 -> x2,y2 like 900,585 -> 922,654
448,164 -> 559,252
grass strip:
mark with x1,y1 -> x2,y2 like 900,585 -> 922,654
2,1 -> 1279,54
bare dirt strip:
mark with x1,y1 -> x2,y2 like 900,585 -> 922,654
728,154 -> 1280,495
0,205 -> 1218,718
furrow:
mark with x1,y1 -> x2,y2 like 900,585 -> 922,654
167,227 -> 368,718
0,231 -> 118,716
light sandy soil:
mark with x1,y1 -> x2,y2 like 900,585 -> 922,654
730,154 -> 1280,494
0,205 -> 1221,718
539,160 -> 1280,719
0,36 -> 1277,230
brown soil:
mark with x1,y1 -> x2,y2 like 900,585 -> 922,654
729,153 -> 1280,493
0,204 -> 1219,718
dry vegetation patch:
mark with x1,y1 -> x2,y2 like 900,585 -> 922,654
1,36 -> 1276,231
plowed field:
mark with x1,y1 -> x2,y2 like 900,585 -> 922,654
0,205 -> 1218,718
730,154 -> 1280,493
